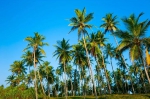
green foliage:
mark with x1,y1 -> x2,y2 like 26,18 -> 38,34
0,84 -> 35,99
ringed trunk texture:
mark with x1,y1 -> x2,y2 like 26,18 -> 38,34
82,36 -> 98,99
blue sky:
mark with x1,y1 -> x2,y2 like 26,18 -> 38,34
0,0 -> 150,87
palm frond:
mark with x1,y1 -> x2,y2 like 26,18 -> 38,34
74,9 -> 82,19
113,30 -> 133,39
84,13 -> 94,23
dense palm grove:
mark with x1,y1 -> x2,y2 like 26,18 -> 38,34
1,8 -> 150,99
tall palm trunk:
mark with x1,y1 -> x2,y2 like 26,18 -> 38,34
70,76 -> 73,96
140,54 -> 150,83
95,55 -> 102,95
82,35 -> 98,99
113,34 -> 135,93
64,62 -> 67,99
46,75 -> 50,97
141,71 -> 147,93
110,57 -> 119,93
101,52 -> 111,94
33,49 -> 38,99
37,71 -> 45,96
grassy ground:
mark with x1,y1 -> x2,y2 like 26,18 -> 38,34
40,94 -> 150,99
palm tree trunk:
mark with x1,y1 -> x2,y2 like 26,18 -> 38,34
113,34 -> 135,93
47,76 -> 50,97
140,54 -> 150,83
141,72 -> 147,93
101,52 -> 111,94
82,35 -> 98,99
64,62 -> 67,99
33,49 -> 38,99
95,55 -> 102,95
37,71 -> 45,96
70,75 -> 73,96
110,57 -> 119,93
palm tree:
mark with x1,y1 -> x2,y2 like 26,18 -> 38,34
53,38 -> 71,99
94,31 -> 112,94
69,8 -> 98,99
105,43 -> 119,93
24,32 -> 48,99
22,51 -> 33,73
100,13 -> 135,93
114,13 -> 150,84
6,75 -> 16,87
42,61 -> 54,97
66,64 -> 73,96
10,61 -> 26,76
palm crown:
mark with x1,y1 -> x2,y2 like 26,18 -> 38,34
114,13 -> 150,61
69,7 -> 93,40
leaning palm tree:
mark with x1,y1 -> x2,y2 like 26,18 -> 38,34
53,38 -> 72,99
114,13 -> 150,84
24,32 -> 48,99
68,8 -> 98,99
88,31 -> 112,94
100,13 -> 135,93
105,43 -> 119,93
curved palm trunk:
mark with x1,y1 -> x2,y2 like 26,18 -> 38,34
113,34 -> 135,93
33,49 -> 38,99
140,53 -> 150,83
64,62 -> 67,99
110,57 -> 119,93
82,35 -> 98,99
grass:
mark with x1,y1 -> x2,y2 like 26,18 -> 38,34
40,94 -> 150,99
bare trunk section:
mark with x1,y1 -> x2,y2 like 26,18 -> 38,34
70,76 -> 73,96
101,52 -> 111,94
64,62 -> 67,99
37,71 -> 46,97
95,55 -> 102,95
82,35 -> 98,99
110,57 -> 119,93
33,49 -> 38,99
113,34 -> 135,93
140,53 -> 150,84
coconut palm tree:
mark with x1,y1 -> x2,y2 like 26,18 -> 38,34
22,51 -> 33,73
42,61 -> 54,97
6,75 -> 16,87
53,38 -> 71,99
101,13 -> 136,93
68,8 -> 98,99
114,13 -> 150,84
10,61 -> 26,76
105,43 -> 119,93
24,32 -> 48,99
